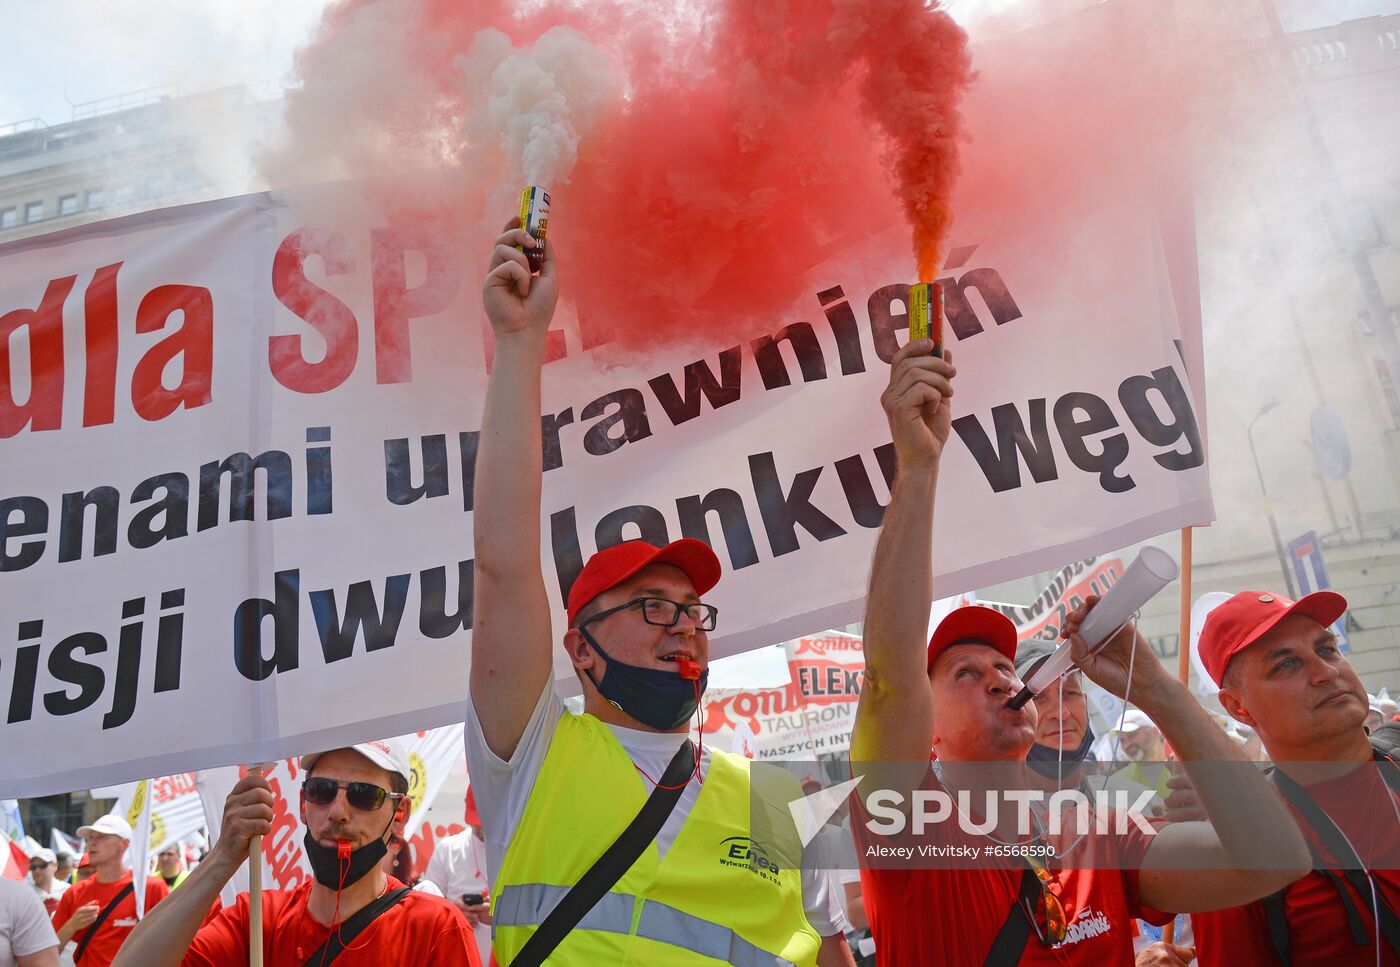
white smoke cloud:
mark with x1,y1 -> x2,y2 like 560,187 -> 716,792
456,26 -> 624,188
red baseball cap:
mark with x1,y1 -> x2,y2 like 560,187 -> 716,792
464,786 -> 481,828
566,539 -> 722,625
1198,590 -> 1348,686
927,606 -> 1019,673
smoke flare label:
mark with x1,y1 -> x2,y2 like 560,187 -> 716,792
908,281 -> 944,357
518,186 -> 550,273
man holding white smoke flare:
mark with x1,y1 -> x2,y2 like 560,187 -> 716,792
848,336 -> 1311,964
466,216 -> 855,966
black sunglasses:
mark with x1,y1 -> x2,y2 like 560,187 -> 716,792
583,596 -> 719,631
303,777 -> 405,812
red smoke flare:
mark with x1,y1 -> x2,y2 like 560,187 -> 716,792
280,0 -> 974,353
829,1 -> 973,283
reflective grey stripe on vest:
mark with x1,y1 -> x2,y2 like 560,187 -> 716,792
637,900 -> 797,967
494,883 -> 636,934
495,884 -> 796,966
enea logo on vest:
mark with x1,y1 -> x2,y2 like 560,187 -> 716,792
719,837 -> 781,885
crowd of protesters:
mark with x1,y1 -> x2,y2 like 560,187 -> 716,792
4,215 -> 1397,966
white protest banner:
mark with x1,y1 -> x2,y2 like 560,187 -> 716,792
129,781 -> 153,919
985,557 -> 1128,641
193,725 -> 462,894
108,774 -> 206,859
984,556 -> 1131,736
702,631 -> 866,760
0,802 -> 22,843
50,828 -> 78,856
1,20 -> 1210,794
0,178 -> 1210,796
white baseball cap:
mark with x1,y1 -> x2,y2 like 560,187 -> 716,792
30,847 -> 56,865
1114,709 -> 1156,735
301,738 -> 411,785
77,815 -> 133,841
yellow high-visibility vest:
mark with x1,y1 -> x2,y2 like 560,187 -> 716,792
491,711 -> 821,966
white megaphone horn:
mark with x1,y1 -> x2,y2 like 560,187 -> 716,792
1004,547 -> 1179,710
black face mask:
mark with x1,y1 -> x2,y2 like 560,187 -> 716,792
302,823 -> 391,889
1025,725 -> 1097,779
579,627 -> 706,731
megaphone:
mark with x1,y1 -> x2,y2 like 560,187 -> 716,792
1005,547 -> 1179,710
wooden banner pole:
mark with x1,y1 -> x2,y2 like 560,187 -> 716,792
248,766 -> 264,967
1162,526 -> 1194,949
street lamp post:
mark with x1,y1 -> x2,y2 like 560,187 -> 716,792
1246,399 -> 1300,599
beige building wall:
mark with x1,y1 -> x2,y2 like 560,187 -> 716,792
0,85 -> 272,245
978,13 -> 1400,698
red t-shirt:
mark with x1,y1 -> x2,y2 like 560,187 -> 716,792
1194,759 -> 1400,967
181,877 -> 481,967
52,872 -> 170,967
856,777 -> 1167,965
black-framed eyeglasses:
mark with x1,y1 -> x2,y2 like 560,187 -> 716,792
583,596 -> 719,632
1020,862 -> 1068,947
303,777 -> 405,812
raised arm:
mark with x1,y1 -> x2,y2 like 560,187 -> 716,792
470,220 -> 561,760
851,341 -> 956,762
1063,600 -> 1311,912
112,774 -> 274,967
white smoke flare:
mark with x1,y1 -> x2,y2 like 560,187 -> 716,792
456,25 -> 623,187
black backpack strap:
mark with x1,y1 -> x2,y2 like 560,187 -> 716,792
982,867 -> 1039,966
301,886 -> 413,967
1271,764 -> 1400,958
73,882 -> 135,963
1261,889 -> 1292,967
508,739 -> 695,967
1373,745 -> 1400,798
1319,868 -> 1372,946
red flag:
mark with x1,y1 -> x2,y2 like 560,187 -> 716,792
1,836 -> 28,880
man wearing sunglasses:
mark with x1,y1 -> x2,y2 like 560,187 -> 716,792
467,218 -> 853,965
25,850 -> 66,916
111,739 -> 479,967
849,339 -> 1310,965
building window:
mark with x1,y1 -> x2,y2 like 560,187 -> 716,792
24,201 -> 43,223
86,189 -> 103,210
58,194 -> 78,216
0,208 -> 15,229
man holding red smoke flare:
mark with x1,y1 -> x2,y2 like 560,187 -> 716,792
848,337 -> 1312,964
465,215 -> 855,965
111,740 -> 478,966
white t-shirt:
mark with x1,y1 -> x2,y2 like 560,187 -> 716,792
424,829 -> 493,963
24,875 -> 66,910
0,878 -> 59,967
464,683 -> 846,936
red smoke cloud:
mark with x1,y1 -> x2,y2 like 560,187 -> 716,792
278,0 -> 974,353
829,1 -> 973,283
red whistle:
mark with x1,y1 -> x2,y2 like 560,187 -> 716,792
675,657 -> 702,681
337,840 -> 352,860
